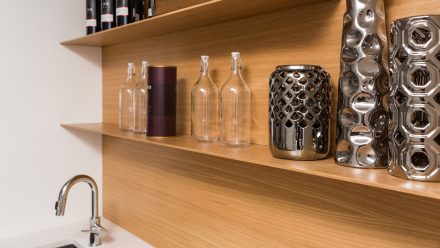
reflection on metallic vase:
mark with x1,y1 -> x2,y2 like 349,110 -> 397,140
269,65 -> 331,160
389,15 -> 440,182
335,0 -> 390,168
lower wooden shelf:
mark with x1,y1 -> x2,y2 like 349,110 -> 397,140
62,122 -> 440,200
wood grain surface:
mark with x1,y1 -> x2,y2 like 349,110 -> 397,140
103,135 -> 440,248
61,0 -> 326,47
102,0 -> 343,145
94,0 -> 440,247
64,122 -> 440,201
102,0 -> 440,146
156,0 -> 210,15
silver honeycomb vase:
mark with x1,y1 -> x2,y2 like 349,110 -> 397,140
389,15 -> 440,182
335,0 -> 390,168
269,65 -> 331,160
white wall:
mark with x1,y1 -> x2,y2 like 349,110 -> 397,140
0,0 -> 102,239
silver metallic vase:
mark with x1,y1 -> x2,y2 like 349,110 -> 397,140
269,65 -> 331,160
389,15 -> 440,182
335,0 -> 390,168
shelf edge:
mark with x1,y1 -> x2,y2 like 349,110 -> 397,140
61,122 -> 440,201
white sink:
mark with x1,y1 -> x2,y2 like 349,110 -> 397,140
0,218 -> 153,248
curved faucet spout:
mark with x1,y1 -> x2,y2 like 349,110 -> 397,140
55,175 -> 102,246
55,175 -> 99,219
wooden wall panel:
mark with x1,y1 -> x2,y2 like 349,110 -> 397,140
101,1 -> 440,247
103,0 -> 343,145
103,136 -> 440,248
103,0 -> 440,146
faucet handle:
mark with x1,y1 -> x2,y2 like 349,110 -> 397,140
81,229 -> 99,234
81,224 -> 106,234
94,224 -> 106,232
82,224 -> 106,246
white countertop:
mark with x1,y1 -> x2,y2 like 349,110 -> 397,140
0,218 -> 154,248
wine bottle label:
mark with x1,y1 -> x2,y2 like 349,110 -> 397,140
101,14 -> 114,22
86,19 -> 97,27
116,7 -> 129,16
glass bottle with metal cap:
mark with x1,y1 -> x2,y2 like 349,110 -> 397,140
191,56 -> 219,142
220,52 -> 251,146
133,61 -> 149,134
119,63 -> 137,131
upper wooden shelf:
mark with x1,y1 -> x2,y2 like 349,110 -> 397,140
62,122 -> 440,201
61,0 -> 329,47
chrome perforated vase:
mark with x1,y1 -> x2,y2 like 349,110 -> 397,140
269,65 -> 331,160
335,0 -> 390,168
389,15 -> 440,182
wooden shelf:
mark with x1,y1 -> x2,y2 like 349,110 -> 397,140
62,122 -> 440,200
61,0 -> 329,47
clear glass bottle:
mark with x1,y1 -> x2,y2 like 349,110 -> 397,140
191,56 -> 219,142
220,52 -> 251,146
119,63 -> 137,131
133,61 -> 149,134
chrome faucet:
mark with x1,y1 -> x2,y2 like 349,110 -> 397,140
55,175 -> 104,247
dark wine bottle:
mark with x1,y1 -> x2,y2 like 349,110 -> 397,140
143,0 -> 149,19
131,0 -> 144,22
116,0 -> 132,26
86,0 -> 101,34
146,0 -> 156,18
101,0 -> 115,30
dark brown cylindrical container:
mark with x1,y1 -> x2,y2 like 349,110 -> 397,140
147,65 -> 177,137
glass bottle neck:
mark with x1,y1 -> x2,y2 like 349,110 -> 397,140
201,67 -> 209,76
231,64 -> 240,75
200,56 -> 209,76
126,72 -> 136,86
140,67 -> 147,79
230,54 -> 242,75
141,62 -> 148,79
127,73 -> 136,80
127,65 -> 136,80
